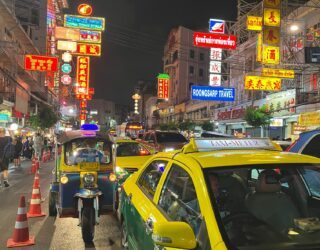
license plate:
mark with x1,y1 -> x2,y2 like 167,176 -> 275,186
79,162 -> 100,170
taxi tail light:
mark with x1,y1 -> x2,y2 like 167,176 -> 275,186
139,149 -> 149,156
109,173 -> 116,182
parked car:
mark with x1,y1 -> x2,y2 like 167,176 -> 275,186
201,131 -> 233,138
272,140 -> 292,151
287,129 -> 320,158
140,130 -> 188,152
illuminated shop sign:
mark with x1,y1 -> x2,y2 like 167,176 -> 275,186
157,74 -> 170,99
262,68 -> 295,78
80,30 -> 102,43
76,56 -> 90,92
77,4 -> 93,16
209,19 -> 225,34
64,15 -> 105,31
24,55 -> 58,72
209,61 -> 222,74
209,74 -> 222,86
262,45 -> 280,64
245,76 -> 281,91
247,16 -> 262,31
73,43 -> 101,56
263,8 -> 281,27
55,26 -> 80,40
57,40 -> 77,52
210,48 -> 222,60
191,86 -> 235,101
264,0 -> 281,8
193,32 -> 237,50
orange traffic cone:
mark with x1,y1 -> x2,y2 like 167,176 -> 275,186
30,158 -> 36,174
42,152 -> 46,163
7,196 -> 35,247
27,175 -> 46,218
35,159 -> 40,171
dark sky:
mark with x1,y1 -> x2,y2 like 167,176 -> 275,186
68,0 -> 238,105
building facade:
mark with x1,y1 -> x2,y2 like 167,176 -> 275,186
87,99 -> 116,129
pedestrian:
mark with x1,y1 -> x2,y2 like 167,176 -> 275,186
33,133 -> 44,160
0,127 -> 15,187
13,136 -> 23,168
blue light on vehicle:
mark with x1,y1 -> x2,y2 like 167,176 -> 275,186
80,123 -> 99,131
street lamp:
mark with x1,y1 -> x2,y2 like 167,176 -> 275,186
132,93 -> 141,114
290,24 -> 299,32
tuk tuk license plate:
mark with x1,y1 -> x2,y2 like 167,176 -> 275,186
79,162 -> 100,171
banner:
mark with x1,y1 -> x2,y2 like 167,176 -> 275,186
191,86 -> 235,101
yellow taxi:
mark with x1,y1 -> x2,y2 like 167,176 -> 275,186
114,138 -> 153,212
119,138 -> 320,250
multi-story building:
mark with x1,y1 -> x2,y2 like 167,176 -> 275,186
159,26 -> 210,123
0,0 -> 68,128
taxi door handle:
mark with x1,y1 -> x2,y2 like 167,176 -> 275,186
145,217 -> 154,235
127,193 -> 132,205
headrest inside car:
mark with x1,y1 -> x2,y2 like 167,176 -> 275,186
256,170 -> 281,193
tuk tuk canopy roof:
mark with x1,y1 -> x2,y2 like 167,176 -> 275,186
57,130 -> 111,144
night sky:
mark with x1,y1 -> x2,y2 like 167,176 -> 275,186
68,0 -> 238,105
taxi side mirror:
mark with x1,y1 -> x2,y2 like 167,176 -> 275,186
152,221 -> 196,249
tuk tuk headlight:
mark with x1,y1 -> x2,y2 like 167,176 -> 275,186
61,175 -> 69,184
83,174 -> 95,185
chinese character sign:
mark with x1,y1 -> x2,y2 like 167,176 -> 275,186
194,32 -> 237,50
263,8 -> 281,27
245,76 -> 282,91
247,16 -> 262,31
76,56 -> 90,93
263,27 -> 280,45
262,45 -> 280,64
25,55 -> 58,72
157,78 -> 169,99
256,33 -> 263,62
210,48 -> 222,60
73,43 -> 101,56
209,61 -> 222,74
80,100 -> 87,109
209,74 -> 222,86
264,0 -> 281,8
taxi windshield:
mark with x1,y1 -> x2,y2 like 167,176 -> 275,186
116,142 -> 150,157
204,164 -> 320,250
65,138 -> 112,165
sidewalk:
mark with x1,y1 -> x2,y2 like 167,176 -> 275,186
8,158 -> 32,174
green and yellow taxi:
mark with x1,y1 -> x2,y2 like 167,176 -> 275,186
119,138 -> 320,250
113,138 -> 153,213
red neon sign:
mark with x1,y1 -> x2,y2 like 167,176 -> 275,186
193,32 -> 237,50
158,78 -> 169,99
80,100 -> 87,109
25,55 -> 58,72
76,94 -> 92,100
73,43 -> 101,56
78,4 -> 93,16
76,56 -> 90,93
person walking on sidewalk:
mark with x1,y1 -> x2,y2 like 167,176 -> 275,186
13,136 -> 23,168
33,133 -> 43,160
0,127 -> 15,188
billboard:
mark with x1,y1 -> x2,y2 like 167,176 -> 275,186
266,89 -> 296,116
57,40 -> 77,52
193,32 -> 237,50
262,68 -> 295,78
245,76 -> 281,91
24,55 -> 58,72
64,15 -> 105,31
191,86 -> 235,102
157,74 -> 170,99
209,19 -> 225,34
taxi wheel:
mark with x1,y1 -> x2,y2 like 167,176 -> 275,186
81,207 -> 95,243
49,191 -> 57,217
121,221 -> 129,249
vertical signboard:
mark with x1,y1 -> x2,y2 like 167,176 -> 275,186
76,56 -> 90,94
157,73 -> 170,99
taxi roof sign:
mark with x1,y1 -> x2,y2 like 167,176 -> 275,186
183,138 -> 278,153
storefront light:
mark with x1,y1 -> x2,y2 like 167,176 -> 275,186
290,24 -> 299,32
9,123 -> 19,131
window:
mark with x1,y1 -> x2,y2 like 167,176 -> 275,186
199,53 -> 204,61
116,142 -> 150,157
172,50 -> 178,62
155,132 -> 187,143
190,50 -> 195,59
301,134 -> 320,158
138,160 -> 168,198
199,68 -> 204,77
158,165 -> 201,234
189,66 -> 194,75
300,167 -> 320,198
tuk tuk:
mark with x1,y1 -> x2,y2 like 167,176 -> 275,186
48,128 -> 115,242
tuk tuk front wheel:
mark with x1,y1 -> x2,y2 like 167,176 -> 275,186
49,191 -> 57,217
81,206 -> 95,242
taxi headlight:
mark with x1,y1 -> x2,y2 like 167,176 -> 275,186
83,174 -> 95,184
164,147 -> 174,152
60,175 -> 69,184
115,166 -> 128,179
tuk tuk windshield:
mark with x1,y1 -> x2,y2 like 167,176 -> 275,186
65,138 -> 112,165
